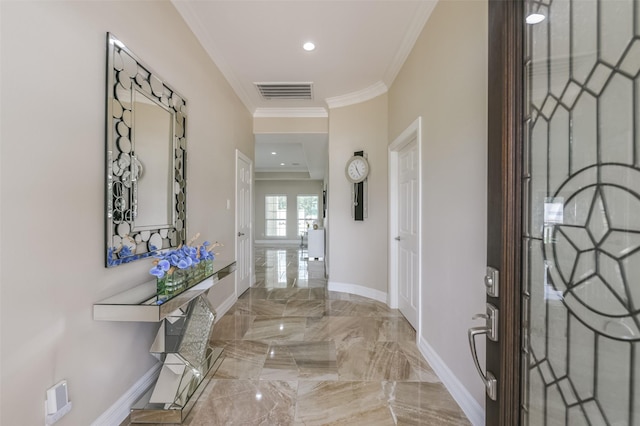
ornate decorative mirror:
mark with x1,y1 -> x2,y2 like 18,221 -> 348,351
105,33 -> 187,267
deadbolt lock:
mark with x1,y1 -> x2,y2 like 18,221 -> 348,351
485,266 -> 499,298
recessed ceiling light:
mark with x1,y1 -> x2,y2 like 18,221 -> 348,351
271,152 -> 277,155
303,42 -> 315,52
526,13 -> 545,24
280,163 -> 285,166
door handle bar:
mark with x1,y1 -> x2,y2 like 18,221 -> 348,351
468,326 -> 497,401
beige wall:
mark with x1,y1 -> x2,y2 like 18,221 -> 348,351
253,116 -> 328,134
0,1 -> 253,425
388,0 -> 488,408
255,180 -> 324,241
327,95 -> 389,295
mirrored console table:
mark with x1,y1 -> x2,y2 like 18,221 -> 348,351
94,259 -> 236,424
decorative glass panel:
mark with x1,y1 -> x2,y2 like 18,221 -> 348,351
523,1 -> 640,424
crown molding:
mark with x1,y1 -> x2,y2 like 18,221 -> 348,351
171,0 -> 255,113
325,81 -> 388,109
382,0 -> 439,86
173,0 -> 437,114
253,107 -> 328,118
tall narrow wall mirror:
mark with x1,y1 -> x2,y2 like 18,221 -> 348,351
105,33 -> 187,267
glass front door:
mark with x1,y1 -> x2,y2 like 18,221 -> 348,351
522,0 -> 640,424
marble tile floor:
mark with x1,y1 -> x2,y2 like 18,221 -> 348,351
126,246 -> 470,425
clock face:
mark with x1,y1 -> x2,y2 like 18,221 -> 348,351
345,156 -> 369,183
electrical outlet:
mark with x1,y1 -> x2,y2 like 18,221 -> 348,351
45,380 -> 71,425
46,380 -> 68,414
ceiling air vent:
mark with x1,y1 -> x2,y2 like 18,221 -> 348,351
255,82 -> 313,100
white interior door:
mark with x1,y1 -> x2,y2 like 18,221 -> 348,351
397,138 -> 419,329
236,150 -> 252,297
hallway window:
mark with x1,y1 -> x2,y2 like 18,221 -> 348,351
265,195 -> 287,237
297,195 -> 318,235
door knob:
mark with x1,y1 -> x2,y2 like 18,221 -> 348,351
468,326 -> 497,401
394,236 -> 401,241
237,232 -> 245,237
467,303 -> 499,400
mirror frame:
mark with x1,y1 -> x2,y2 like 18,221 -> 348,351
105,33 -> 187,267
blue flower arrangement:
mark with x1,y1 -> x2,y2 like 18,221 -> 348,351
149,233 -> 217,279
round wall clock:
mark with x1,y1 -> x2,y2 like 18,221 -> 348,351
345,155 -> 370,183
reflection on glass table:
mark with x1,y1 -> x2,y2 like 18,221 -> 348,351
93,259 -> 235,322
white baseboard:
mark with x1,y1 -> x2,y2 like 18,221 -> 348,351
91,362 -> 161,426
92,291 -> 237,426
327,281 -> 387,304
418,335 -> 485,426
214,291 -> 237,320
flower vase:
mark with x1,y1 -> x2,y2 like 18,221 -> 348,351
156,275 -> 168,295
189,262 -> 204,283
185,266 -> 196,288
156,272 -> 183,296
174,269 -> 188,292
204,259 -> 214,277
194,261 -> 206,281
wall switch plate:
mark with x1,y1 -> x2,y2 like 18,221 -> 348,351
45,380 -> 72,425
46,380 -> 68,415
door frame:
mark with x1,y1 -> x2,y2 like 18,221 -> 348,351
235,149 -> 254,296
388,117 -> 422,340
486,0 -> 523,424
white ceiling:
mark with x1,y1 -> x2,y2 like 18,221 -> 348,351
254,133 -> 328,180
172,0 -> 437,178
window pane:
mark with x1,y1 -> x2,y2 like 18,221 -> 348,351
297,195 -> 319,235
265,195 -> 287,237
